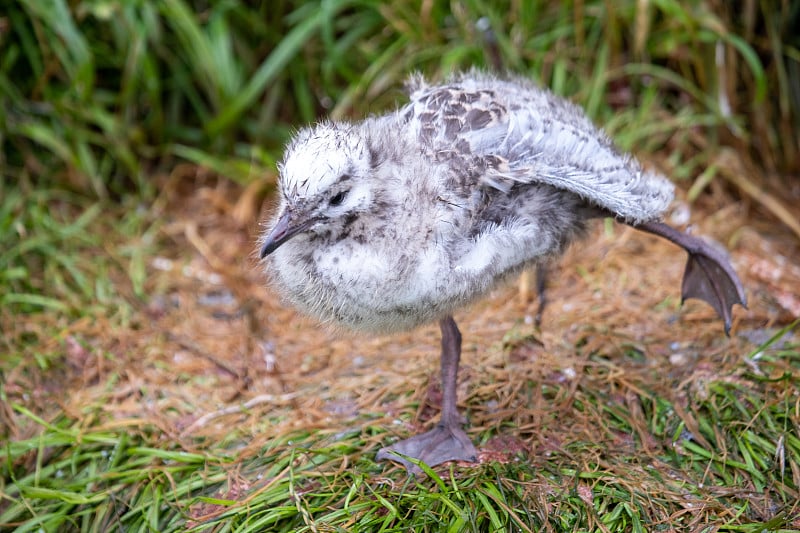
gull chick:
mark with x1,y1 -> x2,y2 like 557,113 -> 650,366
260,71 -> 746,472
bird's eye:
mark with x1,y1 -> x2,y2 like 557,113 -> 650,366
329,190 -> 348,207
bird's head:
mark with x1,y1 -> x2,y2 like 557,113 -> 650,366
260,122 -> 377,258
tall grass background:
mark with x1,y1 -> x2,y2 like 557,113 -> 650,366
2,0 -> 799,531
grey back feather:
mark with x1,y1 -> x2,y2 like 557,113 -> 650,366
405,71 -> 674,224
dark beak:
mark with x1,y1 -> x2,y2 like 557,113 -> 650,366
259,209 -> 314,258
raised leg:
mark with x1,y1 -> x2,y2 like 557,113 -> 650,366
534,263 -> 548,327
377,316 -> 478,473
634,221 -> 747,334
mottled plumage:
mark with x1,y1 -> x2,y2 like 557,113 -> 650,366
260,71 -> 745,472
263,72 -> 674,332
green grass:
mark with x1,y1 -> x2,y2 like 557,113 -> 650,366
0,177 -> 155,373
3,0 -> 796,194
2,0 -> 800,531
2,323 -> 798,531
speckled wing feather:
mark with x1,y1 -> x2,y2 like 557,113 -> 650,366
405,71 -> 674,224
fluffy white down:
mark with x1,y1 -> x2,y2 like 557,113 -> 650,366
263,72 -> 675,333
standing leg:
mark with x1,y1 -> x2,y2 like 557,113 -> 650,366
438,316 -> 462,428
377,316 -> 478,472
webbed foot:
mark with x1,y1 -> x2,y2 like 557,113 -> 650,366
377,423 -> 478,473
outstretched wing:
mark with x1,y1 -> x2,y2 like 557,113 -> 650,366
405,72 -> 745,333
404,71 -> 674,225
